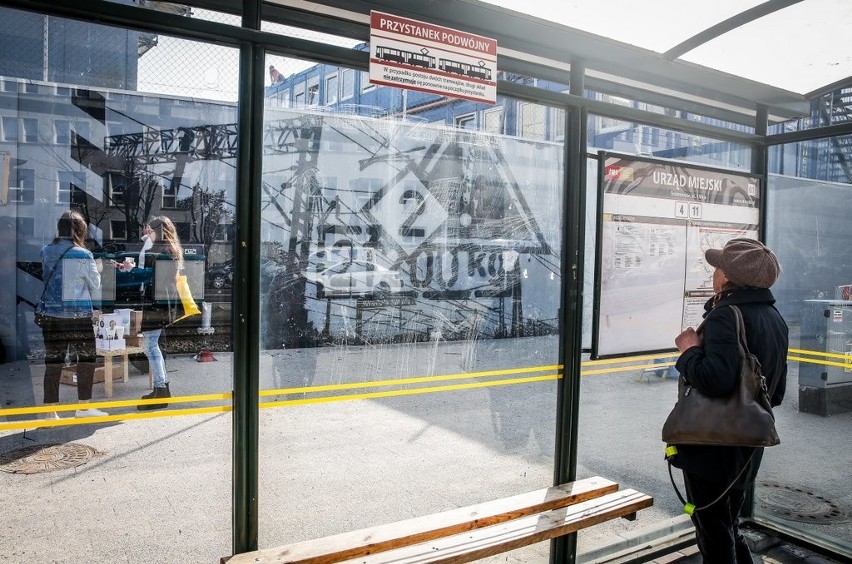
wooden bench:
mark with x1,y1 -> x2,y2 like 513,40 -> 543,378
223,476 -> 652,564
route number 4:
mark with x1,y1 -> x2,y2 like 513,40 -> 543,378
675,202 -> 702,219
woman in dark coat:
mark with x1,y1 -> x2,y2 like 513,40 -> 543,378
673,238 -> 788,563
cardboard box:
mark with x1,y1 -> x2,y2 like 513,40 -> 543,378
114,308 -> 133,334
125,334 -> 143,347
60,365 -> 120,386
130,310 -> 143,332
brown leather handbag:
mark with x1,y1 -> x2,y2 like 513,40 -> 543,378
661,304 -> 780,448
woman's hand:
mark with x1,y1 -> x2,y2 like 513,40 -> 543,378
675,327 -> 702,352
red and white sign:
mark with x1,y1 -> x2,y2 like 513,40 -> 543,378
369,11 -> 497,105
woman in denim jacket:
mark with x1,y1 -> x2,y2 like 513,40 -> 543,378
37,210 -> 107,419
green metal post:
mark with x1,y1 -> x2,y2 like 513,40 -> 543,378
551,60 -> 587,564
742,104 -> 768,521
233,0 -> 263,555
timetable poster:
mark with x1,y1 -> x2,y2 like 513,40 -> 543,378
593,152 -> 760,358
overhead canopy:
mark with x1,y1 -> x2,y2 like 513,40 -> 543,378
271,0 -> 852,125
481,0 -> 852,98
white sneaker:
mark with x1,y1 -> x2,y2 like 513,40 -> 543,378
42,411 -> 61,420
75,408 -> 108,418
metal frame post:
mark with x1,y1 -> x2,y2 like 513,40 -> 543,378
232,0 -> 263,555
551,60 -> 587,564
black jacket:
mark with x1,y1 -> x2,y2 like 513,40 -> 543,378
139,249 -> 181,332
671,287 -> 788,488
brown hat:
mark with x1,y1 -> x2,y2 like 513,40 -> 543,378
705,238 -> 780,289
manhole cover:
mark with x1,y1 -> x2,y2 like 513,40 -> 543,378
0,443 -> 102,474
757,482 -> 850,524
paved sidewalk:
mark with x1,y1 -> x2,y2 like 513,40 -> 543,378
1,338 -> 850,563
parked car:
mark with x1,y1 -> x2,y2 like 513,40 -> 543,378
303,260 -> 402,298
207,259 -> 234,289
305,246 -> 391,274
97,251 -> 206,304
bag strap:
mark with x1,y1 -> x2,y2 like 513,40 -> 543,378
36,245 -> 75,310
728,304 -> 780,398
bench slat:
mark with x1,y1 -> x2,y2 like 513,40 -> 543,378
339,490 -> 654,564
227,476 -> 619,564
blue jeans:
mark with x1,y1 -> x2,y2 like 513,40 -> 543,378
142,329 -> 167,388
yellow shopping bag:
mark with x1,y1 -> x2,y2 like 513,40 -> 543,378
171,273 -> 201,324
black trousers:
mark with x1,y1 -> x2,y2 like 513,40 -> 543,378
683,471 -> 754,564
40,316 -> 97,403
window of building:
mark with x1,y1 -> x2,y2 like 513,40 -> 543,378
341,69 -> 354,100
483,107 -> 503,134
293,83 -> 305,107
1,116 -> 18,142
360,70 -> 375,92
21,118 -> 38,143
214,223 -> 235,242
55,85 -> 71,96
16,216 -> 34,238
1,80 -> 16,92
325,74 -> 338,105
597,94 -> 633,133
174,221 -> 191,241
74,121 -> 91,143
106,172 -> 126,206
455,114 -> 476,130
551,108 -> 566,140
162,180 -> 178,208
518,101 -> 546,139
106,121 -> 130,139
23,82 -> 37,94
55,120 -> 71,144
307,76 -> 319,106
9,168 -> 35,204
110,219 -> 127,240
57,170 -> 86,204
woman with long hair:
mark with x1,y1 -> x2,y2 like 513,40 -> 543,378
135,216 -> 184,410
36,210 -> 107,418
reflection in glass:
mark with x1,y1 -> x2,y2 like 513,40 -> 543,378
258,58 -> 563,557
0,8 -> 235,561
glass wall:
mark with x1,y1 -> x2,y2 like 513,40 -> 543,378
257,54 -> 565,560
2,3 -> 850,563
0,9 -> 236,562
756,137 -> 852,553
576,116 -> 758,556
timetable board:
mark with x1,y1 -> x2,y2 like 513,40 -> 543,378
592,152 -> 761,358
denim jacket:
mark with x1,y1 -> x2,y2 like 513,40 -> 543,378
37,240 -> 101,319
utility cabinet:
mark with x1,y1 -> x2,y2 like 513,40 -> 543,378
799,299 -> 852,416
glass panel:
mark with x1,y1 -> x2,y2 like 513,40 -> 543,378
588,113 -> 753,170
578,118 -> 755,557
682,0 -> 852,95
0,8 -> 235,562
259,55 -> 565,560
756,140 -> 852,554
481,0 -> 765,53
770,88 -> 852,134
482,1 -> 850,95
